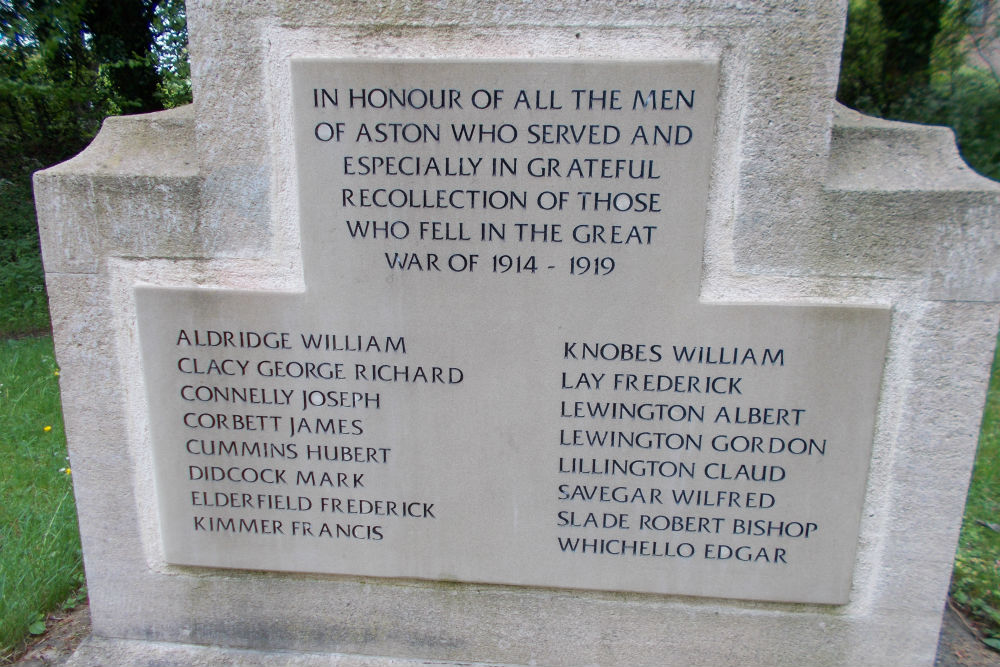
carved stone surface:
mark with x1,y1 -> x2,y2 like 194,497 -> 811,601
34,2 -> 1000,665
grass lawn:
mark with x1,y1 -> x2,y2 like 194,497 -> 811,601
0,336 -> 82,662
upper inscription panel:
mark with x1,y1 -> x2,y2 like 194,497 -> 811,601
137,61 -> 889,604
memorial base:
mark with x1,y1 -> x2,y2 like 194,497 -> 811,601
63,637 -> 484,667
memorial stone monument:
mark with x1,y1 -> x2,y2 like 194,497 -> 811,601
33,2 -> 1000,666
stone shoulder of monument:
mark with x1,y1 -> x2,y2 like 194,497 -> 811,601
775,104 -> 1000,302
827,104 -> 999,193
32,105 -> 216,275
43,105 -> 195,178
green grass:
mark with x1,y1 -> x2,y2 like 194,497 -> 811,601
951,335 -> 1000,648
0,336 -> 82,662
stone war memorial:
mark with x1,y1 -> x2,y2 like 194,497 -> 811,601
33,2 -> 1000,666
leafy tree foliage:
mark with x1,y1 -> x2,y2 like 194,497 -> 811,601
152,0 -> 190,107
838,0 -> 891,111
0,0 -> 101,172
85,0 -> 161,114
880,0 -> 946,107
0,0 -> 190,178
0,0 -> 191,334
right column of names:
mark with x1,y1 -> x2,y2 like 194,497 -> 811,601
555,340 -> 823,567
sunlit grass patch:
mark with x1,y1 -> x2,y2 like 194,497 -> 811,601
0,336 -> 82,660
